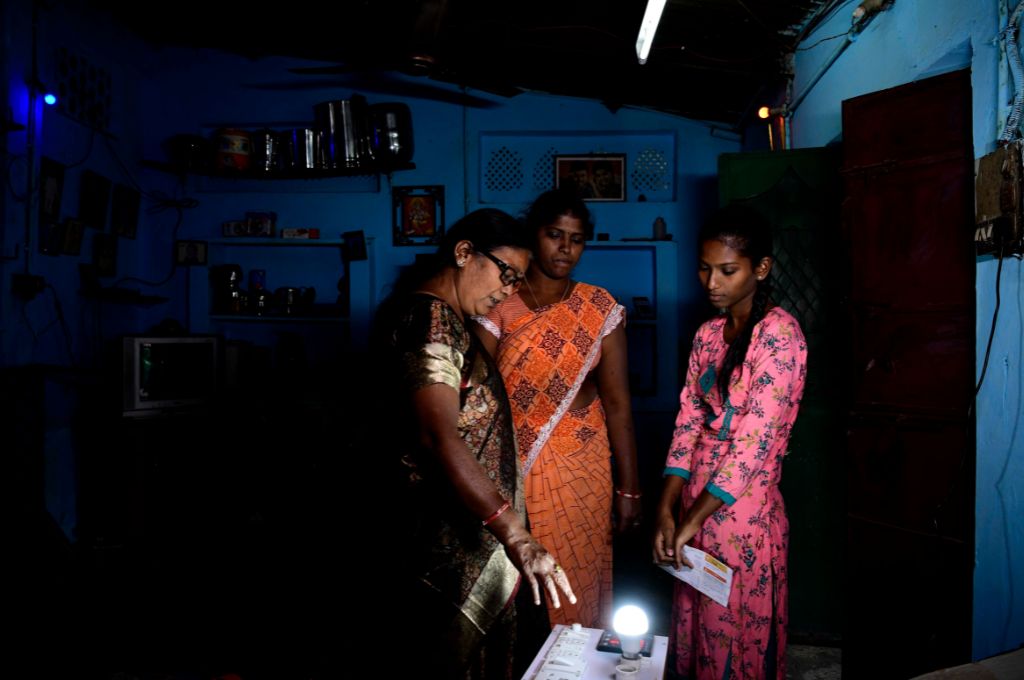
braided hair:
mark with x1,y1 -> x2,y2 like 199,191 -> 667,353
700,204 -> 774,402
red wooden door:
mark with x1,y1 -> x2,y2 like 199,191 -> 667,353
841,69 -> 975,678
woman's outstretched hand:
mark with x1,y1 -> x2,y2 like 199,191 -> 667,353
505,529 -> 577,608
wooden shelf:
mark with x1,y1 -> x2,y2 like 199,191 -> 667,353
141,159 -> 414,179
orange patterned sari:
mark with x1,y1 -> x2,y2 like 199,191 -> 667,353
480,283 -> 624,628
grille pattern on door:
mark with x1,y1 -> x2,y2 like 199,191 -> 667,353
484,146 -> 524,194
772,227 -> 823,334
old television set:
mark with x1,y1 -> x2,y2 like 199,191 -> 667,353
122,335 -> 220,417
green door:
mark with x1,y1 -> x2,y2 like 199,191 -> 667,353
719,148 -> 844,641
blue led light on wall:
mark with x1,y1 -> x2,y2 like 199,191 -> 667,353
43,93 -> 57,106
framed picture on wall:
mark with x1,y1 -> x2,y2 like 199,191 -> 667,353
39,157 -> 66,224
393,185 -> 445,246
554,154 -> 626,202
175,240 -> 208,266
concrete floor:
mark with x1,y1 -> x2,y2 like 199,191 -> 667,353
786,644 -> 842,680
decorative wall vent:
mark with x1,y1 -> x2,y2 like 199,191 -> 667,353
532,147 -> 559,192
484,145 -> 524,193
631,148 -> 671,195
54,47 -> 112,133
479,132 -> 674,203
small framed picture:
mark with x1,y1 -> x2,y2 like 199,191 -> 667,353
39,157 -> 66,223
554,154 -> 626,202
245,210 -> 277,237
175,239 -> 208,266
393,185 -> 445,246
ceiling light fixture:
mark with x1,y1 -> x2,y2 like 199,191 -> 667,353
636,0 -> 668,65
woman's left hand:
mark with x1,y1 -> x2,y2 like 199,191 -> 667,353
614,494 -> 643,534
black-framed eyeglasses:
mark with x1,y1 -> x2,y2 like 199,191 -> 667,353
478,250 -> 525,288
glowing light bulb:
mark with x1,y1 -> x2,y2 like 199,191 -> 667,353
613,605 -> 650,660
613,605 -> 649,637
43,93 -> 57,106
757,106 -> 771,119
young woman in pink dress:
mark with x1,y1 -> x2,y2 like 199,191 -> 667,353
653,204 -> 807,680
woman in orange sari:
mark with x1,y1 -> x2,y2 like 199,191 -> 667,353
476,188 -> 641,629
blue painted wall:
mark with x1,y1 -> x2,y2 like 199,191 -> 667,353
791,0 -> 1023,660
2,1 -> 737,402
1,1 -> 158,367
135,47 -> 735,360
1,3 -> 736,598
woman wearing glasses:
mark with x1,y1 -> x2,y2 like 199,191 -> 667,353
371,208 -> 574,679
476,189 -> 641,629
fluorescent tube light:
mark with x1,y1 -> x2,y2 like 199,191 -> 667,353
636,0 -> 668,65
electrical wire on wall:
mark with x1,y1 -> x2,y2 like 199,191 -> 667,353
101,135 -> 199,289
975,245 -> 1006,404
999,1 -> 1024,143
14,281 -> 75,364
778,0 -> 893,148
20,0 -> 42,273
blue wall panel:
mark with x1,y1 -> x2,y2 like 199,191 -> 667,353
792,0 -> 1022,660
479,131 -> 676,204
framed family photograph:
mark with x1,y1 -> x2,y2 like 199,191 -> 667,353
554,154 -> 626,202
393,185 -> 445,246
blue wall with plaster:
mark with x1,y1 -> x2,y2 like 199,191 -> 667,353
2,0 -> 737,411
791,0 -> 1023,660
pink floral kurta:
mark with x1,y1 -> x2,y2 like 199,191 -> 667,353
664,306 -> 807,680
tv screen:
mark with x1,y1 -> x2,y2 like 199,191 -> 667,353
123,336 -> 219,416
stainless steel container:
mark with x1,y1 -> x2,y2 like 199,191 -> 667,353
368,103 -> 414,164
282,128 -> 320,170
314,96 -> 369,168
251,129 -> 280,172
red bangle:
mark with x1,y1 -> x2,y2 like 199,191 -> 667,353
615,489 -> 642,499
482,501 -> 511,526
